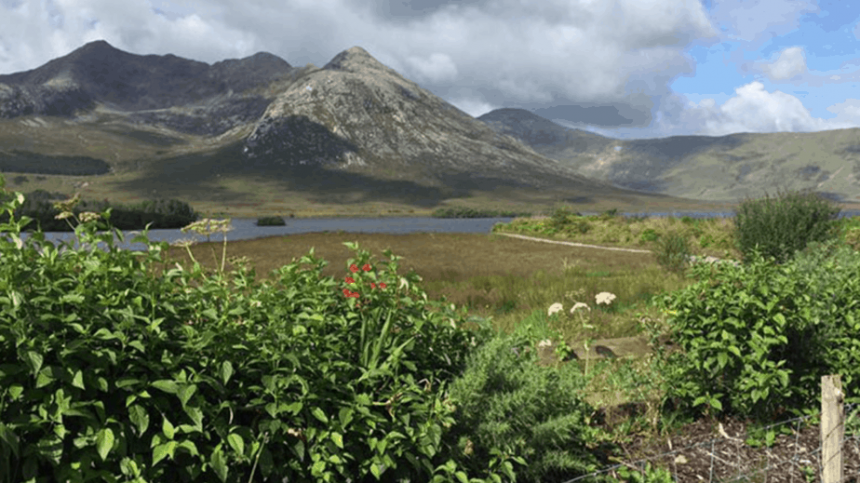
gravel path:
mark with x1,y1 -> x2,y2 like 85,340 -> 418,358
492,232 -> 743,268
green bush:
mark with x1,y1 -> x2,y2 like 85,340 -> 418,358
549,206 -> 581,229
639,228 -> 660,244
444,326 -> 615,483
255,216 -> 286,227
654,233 -> 691,275
0,180 -> 533,483
647,240 -> 860,428
731,187 -> 843,268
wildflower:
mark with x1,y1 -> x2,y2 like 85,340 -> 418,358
547,303 -> 564,317
538,339 -> 552,348
570,302 -> 590,315
596,292 -> 616,306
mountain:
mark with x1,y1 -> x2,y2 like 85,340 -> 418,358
0,40 -> 747,215
0,39 -> 295,136
238,46 -> 621,191
479,108 -> 860,205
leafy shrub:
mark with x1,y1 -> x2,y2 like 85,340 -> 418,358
571,218 -> 592,235
444,326 -> 616,483
698,233 -> 714,249
639,228 -> 660,244
680,216 -> 694,225
731,187 -> 843,268
0,184 -> 522,483
647,241 -> 860,427
549,206 -> 581,229
654,233 -> 691,275
255,216 -> 286,226
597,208 -> 619,221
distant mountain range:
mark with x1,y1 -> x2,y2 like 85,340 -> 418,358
1,39 -> 858,212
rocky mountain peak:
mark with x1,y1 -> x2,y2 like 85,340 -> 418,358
242,47 -> 606,191
323,46 -> 389,74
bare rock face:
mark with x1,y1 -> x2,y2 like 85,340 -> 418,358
242,46 -> 604,190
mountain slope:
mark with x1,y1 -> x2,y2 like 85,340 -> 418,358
0,40 -> 295,136
479,108 -> 860,205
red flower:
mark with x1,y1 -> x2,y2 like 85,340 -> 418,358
379,282 -> 387,289
349,264 -> 359,273
345,276 -> 356,284
362,263 -> 372,272
369,282 -> 376,289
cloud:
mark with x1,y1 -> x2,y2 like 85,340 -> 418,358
404,52 -> 458,83
0,0 -> 859,140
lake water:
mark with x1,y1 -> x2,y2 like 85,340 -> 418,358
2,209 -> 859,256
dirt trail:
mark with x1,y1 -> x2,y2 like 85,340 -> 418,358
488,231 -> 738,365
491,232 -> 743,267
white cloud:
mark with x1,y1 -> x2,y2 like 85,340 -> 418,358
665,81 -> 859,137
760,46 -> 807,81
404,52 -> 458,83
0,0 -> 856,140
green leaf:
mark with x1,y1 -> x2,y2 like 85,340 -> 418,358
115,377 -> 140,390
211,445 -> 228,483
330,432 -> 344,449
152,441 -> 176,466
71,370 -> 85,390
220,361 -> 233,386
183,406 -> 203,432
25,351 -> 43,376
35,370 -> 54,389
0,424 -> 20,459
338,408 -> 354,429
311,460 -> 326,477
227,433 -> 245,457
370,462 -> 381,479
128,340 -> 146,354
128,405 -> 149,436
177,440 -> 200,457
717,352 -> 728,370
178,384 -> 197,408
312,407 -> 328,424
151,380 -> 179,394
8,385 -> 23,400
95,428 -> 115,461
162,416 -> 175,440
93,328 -> 113,340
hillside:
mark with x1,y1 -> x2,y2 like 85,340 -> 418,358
479,108 -> 860,209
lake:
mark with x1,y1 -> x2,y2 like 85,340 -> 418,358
1,210 -> 859,256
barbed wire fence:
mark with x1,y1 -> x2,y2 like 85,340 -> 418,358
557,375 -> 860,483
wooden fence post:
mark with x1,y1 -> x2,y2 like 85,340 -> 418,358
822,374 -> 845,483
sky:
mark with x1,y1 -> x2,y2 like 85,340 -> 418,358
1,0 -> 860,140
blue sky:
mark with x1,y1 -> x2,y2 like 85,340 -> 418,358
1,0 -> 860,140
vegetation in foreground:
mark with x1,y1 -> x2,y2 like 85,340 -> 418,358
2,179 -> 860,482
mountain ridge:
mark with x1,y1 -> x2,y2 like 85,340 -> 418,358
0,39 -> 844,217
478,107 -> 860,205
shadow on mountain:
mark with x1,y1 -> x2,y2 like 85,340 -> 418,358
619,133 -> 749,160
